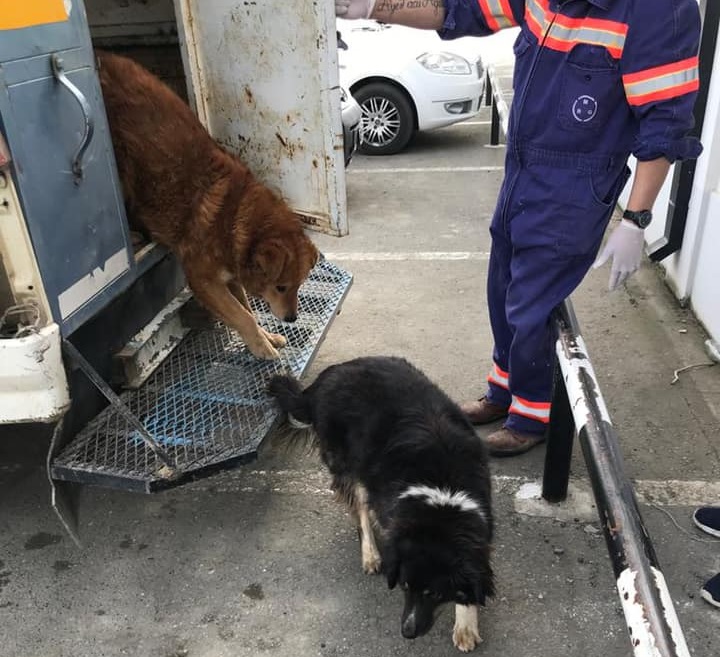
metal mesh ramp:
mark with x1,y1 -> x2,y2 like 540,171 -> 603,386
50,259 -> 352,493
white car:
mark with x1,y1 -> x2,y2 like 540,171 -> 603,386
340,84 -> 362,166
337,19 -> 486,155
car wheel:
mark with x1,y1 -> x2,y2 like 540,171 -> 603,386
354,82 -> 415,156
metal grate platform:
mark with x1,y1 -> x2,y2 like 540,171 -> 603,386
50,259 -> 352,493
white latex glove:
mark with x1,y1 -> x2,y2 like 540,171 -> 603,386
335,0 -> 376,19
592,220 -> 646,291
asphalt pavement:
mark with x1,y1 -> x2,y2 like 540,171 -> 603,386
1,110 -> 719,657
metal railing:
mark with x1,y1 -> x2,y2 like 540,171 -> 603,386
542,299 -> 691,657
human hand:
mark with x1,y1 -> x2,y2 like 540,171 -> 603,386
335,0 -> 377,19
592,220 -> 646,291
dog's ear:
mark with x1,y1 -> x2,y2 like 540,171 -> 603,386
385,553 -> 400,590
312,245 -> 322,267
473,567 -> 495,606
252,239 -> 287,281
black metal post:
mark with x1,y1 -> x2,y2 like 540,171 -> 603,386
484,69 -> 493,107
490,97 -> 500,146
550,299 -> 690,657
541,359 -> 575,502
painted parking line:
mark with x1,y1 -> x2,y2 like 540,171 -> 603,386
452,120 -> 492,126
510,477 -> 720,522
323,251 -> 491,261
188,468 -> 720,515
348,165 -> 504,174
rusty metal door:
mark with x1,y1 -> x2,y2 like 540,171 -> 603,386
172,0 -> 348,235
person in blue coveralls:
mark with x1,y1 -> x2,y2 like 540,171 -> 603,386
337,0 -> 703,456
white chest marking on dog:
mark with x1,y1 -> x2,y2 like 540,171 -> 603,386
399,485 -> 487,523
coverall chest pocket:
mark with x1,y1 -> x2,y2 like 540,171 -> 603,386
557,45 -> 622,133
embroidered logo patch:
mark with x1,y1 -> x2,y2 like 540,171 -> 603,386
572,95 -> 598,123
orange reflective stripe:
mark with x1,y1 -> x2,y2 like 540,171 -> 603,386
525,0 -> 547,39
525,0 -> 628,59
509,395 -> 551,423
477,0 -> 518,32
623,57 -> 700,106
487,362 -> 509,389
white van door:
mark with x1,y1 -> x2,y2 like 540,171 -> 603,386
173,0 -> 348,235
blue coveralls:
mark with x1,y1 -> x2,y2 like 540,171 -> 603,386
440,0 -> 703,434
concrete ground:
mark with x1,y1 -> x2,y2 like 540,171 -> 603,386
1,110 -> 720,657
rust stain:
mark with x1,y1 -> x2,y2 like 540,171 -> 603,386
244,87 -> 254,104
606,517 -> 621,535
295,212 -> 319,227
274,132 -> 306,159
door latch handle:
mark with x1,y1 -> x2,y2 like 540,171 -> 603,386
51,54 -> 94,184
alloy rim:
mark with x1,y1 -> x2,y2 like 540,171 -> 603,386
360,96 -> 401,147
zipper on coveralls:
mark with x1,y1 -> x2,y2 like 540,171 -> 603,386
500,1 -> 570,231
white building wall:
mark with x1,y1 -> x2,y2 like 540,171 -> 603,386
619,15 -> 720,344
690,188 -> 720,342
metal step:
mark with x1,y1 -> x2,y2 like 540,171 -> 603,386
50,259 -> 352,493
112,288 -> 193,389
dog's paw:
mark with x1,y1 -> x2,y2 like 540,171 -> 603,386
361,551 -> 382,575
263,330 -> 287,348
452,624 -> 481,653
247,335 -> 281,360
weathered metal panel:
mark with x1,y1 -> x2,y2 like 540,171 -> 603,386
0,56 -> 133,335
112,288 -> 193,389
173,0 -> 348,235
0,170 -> 52,323
0,323 -> 70,424
0,0 -> 136,335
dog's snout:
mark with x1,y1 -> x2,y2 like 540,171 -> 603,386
401,612 -> 418,639
400,594 -> 438,640
284,312 -> 297,323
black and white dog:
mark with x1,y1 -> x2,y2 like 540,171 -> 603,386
268,356 -> 494,652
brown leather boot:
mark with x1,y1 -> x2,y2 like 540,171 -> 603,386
483,427 -> 545,457
460,396 -> 509,425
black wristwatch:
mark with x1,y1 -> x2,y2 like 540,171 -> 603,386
623,208 -> 652,229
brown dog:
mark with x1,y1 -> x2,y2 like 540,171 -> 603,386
96,51 -> 319,359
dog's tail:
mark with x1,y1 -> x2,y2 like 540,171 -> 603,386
268,374 -> 313,429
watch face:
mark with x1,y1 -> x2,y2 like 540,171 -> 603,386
626,210 -> 652,228
636,211 -> 652,228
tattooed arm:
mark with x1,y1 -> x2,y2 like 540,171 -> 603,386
371,0 -> 445,29
336,0 -> 518,37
